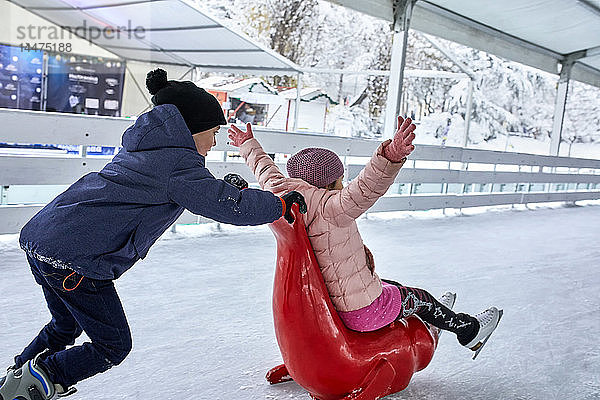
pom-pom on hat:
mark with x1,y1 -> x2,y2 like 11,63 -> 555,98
287,147 -> 344,188
146,68 -> 226,134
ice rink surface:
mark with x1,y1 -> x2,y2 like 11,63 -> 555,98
1,204 -> 599,399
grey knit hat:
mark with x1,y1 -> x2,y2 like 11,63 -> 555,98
286,147 -> 344,188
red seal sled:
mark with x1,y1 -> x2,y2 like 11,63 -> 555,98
266,205 -> 440,400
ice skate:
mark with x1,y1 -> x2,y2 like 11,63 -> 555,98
439,291 -> 456,310
464,307 -> 503,360
0,365 -> 15,389
433,291 -> 457,338
0,354 -> 76,400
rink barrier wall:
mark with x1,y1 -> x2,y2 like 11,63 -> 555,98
0,108 -> 599,234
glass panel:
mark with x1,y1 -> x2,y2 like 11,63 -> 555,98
446,183 -> 462,194
397,183 -> 409,195
493,183 -> 517,192
528,183 -> 545,192
476,183 -> 490,192
412,183 -> 443,194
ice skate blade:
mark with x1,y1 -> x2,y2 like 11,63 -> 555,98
470,342 -> 482,351
472,309 -> 503,360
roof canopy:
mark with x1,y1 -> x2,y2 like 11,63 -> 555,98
9,0 -> 302,75
325,0 -> 600,88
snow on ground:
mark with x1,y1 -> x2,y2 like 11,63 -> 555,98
1,204 -> 599,399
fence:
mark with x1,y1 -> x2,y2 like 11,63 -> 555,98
1,108 -> 599,234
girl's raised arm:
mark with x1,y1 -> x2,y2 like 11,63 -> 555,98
229,124 -> 288,196
323,116 -> 416,226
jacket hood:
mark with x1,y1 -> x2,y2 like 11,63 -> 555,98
122,104 -> 196,152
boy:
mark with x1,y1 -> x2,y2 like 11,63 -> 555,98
0,69 -> 305,400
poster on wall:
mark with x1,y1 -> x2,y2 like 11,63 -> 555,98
0,44 -> 43,110
46,53 -> 125,117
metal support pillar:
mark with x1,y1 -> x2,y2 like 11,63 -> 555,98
384,0 -> 416,139
463,79 -> 474,148
550,61 -> 574,156
293,73 -> 302,131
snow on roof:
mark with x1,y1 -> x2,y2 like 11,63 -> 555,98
195,77 -> 276,93
196,76 -> 283,105
279,87 -> 338,104
197,79 -> 337,105
279,87 -> 322,100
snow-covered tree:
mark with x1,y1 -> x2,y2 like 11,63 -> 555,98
195,0 -> 600,145
564,81 -> 600,146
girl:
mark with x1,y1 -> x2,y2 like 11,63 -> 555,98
227,118 -> 501,356
0,69 -> 306,400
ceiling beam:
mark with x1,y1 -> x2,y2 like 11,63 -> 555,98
411,1 -> 560,75
576,0 -> 600,18
571,62 -> 600,88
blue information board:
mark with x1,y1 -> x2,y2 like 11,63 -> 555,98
46,53 -> 125,116
0,44 -> 43,110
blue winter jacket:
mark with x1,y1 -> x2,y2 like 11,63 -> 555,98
19,104 -> 283,280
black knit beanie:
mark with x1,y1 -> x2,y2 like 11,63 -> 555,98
146,68 -> 226,133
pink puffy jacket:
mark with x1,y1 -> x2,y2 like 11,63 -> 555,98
240,138 -> 404,312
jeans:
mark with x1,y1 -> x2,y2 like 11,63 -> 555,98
15,256 -> 132,388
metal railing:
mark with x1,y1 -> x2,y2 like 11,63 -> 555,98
1,108 -> 599,234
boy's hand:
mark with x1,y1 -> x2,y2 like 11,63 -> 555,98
383,116 -> 416,163
280,191 -> 307,224
228,123 -> 254,147
224,173 -> 248,190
